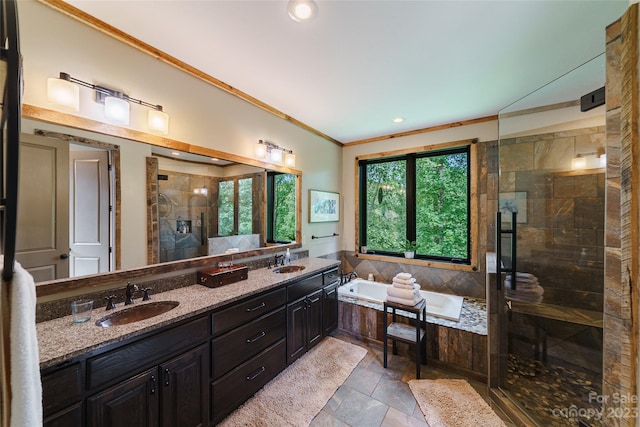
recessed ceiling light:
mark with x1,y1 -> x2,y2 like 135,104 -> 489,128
211,158 -> 219,162
288,0 -> 317,22
393,117 -> 404,123
171,151 -> 180,156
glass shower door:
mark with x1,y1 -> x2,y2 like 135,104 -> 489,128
494,55 -> 606,427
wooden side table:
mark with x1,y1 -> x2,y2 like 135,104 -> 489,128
383,299 -> 427,378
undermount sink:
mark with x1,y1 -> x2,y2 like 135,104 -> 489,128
95,301 -> 180,328
272,265 -> 306,274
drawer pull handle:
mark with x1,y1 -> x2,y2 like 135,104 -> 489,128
246,302 -> 266,312
246,366 -> 266,381
164,368 -> 170,386
150,375 -> 156,394
246,331 -> 266,343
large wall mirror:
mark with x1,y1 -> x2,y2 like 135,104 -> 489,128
19,106 -> 302,287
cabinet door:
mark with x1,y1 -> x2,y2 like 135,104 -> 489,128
323,282 -> 339,335
286,298 -> 307,364
160,343 -> 209,427
307,288 -> 323,350
44,402 -> 83,427
87,368 -> 159,427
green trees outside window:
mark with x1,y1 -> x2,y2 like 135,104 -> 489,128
218,177 -> 254,236
267,172 -> 296,242
218,180 -> 234,236
359,146 -> 470,263
238,177 -> 253,235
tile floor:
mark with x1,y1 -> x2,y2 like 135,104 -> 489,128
310,332 -> 515,427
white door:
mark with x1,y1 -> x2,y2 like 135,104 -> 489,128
69,148 -> 111,277
16,134 -> 69,281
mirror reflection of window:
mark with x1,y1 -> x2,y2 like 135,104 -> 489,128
218,180 -> 235,236
238,177 -> 253,235
268,172 -> 296,243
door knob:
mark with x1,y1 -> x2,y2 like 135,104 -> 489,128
60,253 -> 69,259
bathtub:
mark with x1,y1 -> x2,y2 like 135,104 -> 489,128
338,279 -> 464,321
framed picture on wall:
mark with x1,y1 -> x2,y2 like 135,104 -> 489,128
309,190 -> 340,223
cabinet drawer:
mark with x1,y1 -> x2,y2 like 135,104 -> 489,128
287,273 -> 323,302
87,315 -> 209,390
44,402 -> 83,427
212,307 -> 286,379
212,287 -> 285,336
323,267 -> 340,286
211,339 -> 286,424
42,362 -> 83,418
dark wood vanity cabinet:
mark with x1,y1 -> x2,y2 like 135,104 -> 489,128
210,288 -> 287,424
287,288 -> 323,364
42,316 -> 210,427
41,263 -> 341,427
286,268 -> 341,365
87,340 -> 210,427
323,281 -> 339,335
42,362 -> 83,427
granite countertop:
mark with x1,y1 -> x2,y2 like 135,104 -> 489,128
38,257 -> 340,370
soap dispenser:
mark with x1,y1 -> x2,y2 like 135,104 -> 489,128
285,248 -> 291,264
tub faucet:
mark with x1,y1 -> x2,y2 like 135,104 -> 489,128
341,271 -> 358,284
125,282 -> 138,305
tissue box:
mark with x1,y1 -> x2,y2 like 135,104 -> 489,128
197,264 -> 248,288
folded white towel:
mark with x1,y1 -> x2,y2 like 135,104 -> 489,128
395,272 -> 412,280
386,295 -> 424,306
392,277 -> 416,286
393,282 -> 420,291
8,259 -> 42,427
387,286 -> 420,300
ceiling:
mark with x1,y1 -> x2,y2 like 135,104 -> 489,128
65,0 -> 627,144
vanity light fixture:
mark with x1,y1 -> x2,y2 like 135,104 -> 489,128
571,152 -> 603,170
287,0 -> 317,22
47,72 -> 170,134
255,139 -> 296,167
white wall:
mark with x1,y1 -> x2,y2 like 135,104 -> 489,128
19,0 -> 343,261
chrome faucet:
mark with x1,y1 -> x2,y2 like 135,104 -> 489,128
125,282 -> 139,305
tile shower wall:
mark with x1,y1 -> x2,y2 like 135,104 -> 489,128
158,170 -> 216,262
499,127 -> 605,312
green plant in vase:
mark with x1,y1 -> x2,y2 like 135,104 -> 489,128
404,240 -> 418,259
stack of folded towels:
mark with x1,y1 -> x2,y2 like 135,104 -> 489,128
386,272 -> 425,306
504,272 -> 543,304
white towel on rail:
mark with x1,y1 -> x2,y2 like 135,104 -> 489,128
8,259 -> 42,427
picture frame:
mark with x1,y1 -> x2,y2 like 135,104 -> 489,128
309,189 -> 340,223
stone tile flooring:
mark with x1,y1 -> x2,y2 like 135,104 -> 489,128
310,332 -> 515,427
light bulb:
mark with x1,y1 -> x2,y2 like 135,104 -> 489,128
148,109 -> 169,134
47,77 -> 79,111
270,148 -> 283,164
104,96 -> 130,125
